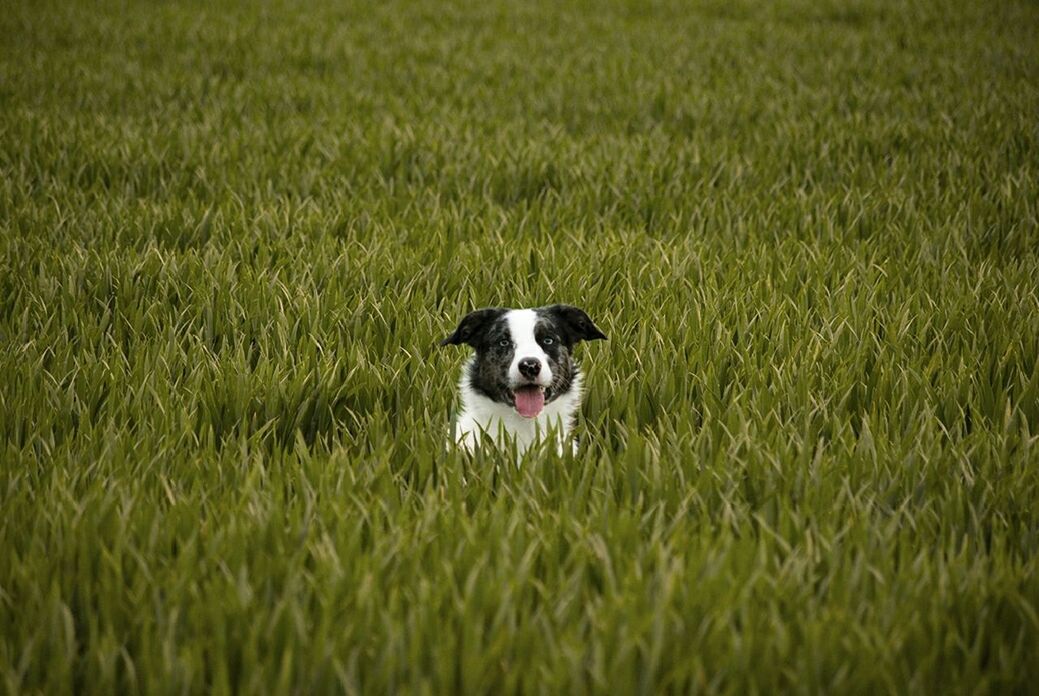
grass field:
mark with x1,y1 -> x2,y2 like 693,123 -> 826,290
2,0 -> 1039,692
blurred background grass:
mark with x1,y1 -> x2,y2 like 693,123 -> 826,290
2,0 -> 1038,692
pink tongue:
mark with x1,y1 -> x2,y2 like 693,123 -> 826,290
514,386 -> 545,418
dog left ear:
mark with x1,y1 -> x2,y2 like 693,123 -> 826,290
543,304 -> 607,347
440,307 -> 507,347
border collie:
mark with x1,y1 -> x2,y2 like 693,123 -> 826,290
440,305 -> 607,455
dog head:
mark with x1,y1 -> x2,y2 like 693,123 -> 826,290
441,305 -> 607,418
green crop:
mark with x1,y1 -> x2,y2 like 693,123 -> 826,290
2,0 -> 1037,692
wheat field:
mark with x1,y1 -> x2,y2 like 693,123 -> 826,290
2,0 -> 1038,693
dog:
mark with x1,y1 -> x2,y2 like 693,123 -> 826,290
440,304 -> 607,455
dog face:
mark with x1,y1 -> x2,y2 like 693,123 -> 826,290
441,305 -> 607,418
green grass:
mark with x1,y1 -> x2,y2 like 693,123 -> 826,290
2,0 -> 1038,692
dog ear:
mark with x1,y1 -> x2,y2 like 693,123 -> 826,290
543,304 -> 607,347
440,308 -> 507,347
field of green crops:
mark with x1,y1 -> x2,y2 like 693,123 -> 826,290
2,0 -> 1038,692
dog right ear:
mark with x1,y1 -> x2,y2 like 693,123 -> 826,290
439,308 -> 507,347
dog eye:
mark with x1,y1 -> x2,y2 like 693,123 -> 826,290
498,339 -> 510,347
541,337 -> 554,345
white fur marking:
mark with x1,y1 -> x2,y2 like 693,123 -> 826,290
505,309 -> 552,386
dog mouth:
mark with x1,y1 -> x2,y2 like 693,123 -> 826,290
509,385 -> 550,418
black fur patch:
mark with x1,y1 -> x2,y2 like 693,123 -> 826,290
537,305 -> 608,347
465,313 -> 516,406
439,308 -> 507,348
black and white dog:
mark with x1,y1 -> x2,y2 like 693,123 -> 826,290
440,305 -> 607,455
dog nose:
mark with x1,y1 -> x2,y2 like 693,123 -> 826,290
518,358 -> 541,379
